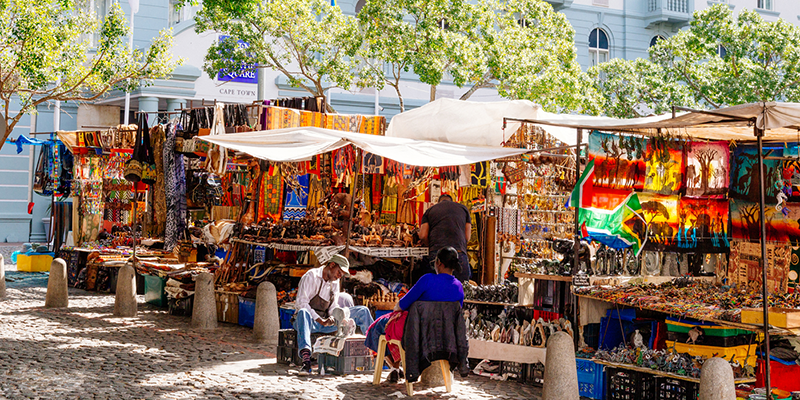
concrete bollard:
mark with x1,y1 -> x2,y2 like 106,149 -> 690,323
191,272 -> 217,330
0,254 -> 6,299
419,361 -> 453,387
113,264 -> 137,317
44,258 -> 68,308
542,331 -> 579,400
253,281 -> 279,344
699,357 -> 736,400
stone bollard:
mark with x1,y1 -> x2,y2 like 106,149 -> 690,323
699,357 -> 736,400
113,264 -> 137,317
542,331 -> 579,400
419,361 -> 453,387
44,258 -> 68,308
191,272 -> 217,330
253,281 -> 279,344
0,254 -> 6,299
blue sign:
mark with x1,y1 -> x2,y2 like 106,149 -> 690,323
217,35 -> 258,84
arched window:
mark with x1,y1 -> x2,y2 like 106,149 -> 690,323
717,44 -> 728,58
650,35 -> 665,48
355,0 -> 366,13
589,28 -> 609,66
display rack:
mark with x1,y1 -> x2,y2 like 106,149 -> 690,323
592,360 -> 756,384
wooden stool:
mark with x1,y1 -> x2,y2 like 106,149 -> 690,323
372,334 -> 452,396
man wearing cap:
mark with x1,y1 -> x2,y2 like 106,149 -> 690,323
293,254 -> 374,375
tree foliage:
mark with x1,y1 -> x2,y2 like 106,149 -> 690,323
195,0 -> 362,112
591,4 -> 800,117
0,0 -> 179,150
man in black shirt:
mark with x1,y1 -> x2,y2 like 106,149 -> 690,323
416,194 -> 472,282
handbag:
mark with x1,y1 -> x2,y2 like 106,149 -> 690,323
33,146 -> 49,195
124,117 -> 145,183
141,121 -> 157,185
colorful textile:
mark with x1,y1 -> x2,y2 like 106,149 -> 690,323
325,114 -> 362,132
362,152 -> 384,174
307,175 -> 325,211
263,107 -> 301,130
306,155 -> 322,178
588,131 -> 646,190
730,144 -> 783,202
684,141 -> 729,198
380,180 -> 398,225
299,110 -> 325,128
729,240 -> 790,293
566,159 -> 594,209
332,146 -> 356,186
282,174 -> 310,221
677,198 -> 729,252
470,161 -> 490,188
643,136 -> 684,195
258,165 -> 284,222
359,116 -> 386,136
574,186 -> 646,255
730,198 -> 800,243
789,246 -> 800,289
639,193 -> 680,251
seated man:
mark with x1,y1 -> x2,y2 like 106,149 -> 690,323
364,247 -> 465,383
294,254 -> 374,375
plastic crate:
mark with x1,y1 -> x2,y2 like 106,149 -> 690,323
337,336 -> 371,357
665,340 -> 756,367
277,345 -> 301,365
16,253 -> 54,272
520,362 -> 544,386
318,353 -> 375,375
280,307 -> 295,330
655,376 -> 698,400
577,358 -> 605,400
238,296 -> 256,328
600,317 -> 657,350
278,329 -> 325,349
666,330 -> 757,347
501,361 -> 524,380
756,358 -> 800,392
583,323 -> 600,350
168,296 -> 194,317
215,291 -> 239,324
606,367 -> 655,400
666,317 -> 749,337
144,275 -> 168,307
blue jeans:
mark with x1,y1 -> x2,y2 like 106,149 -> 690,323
293,305 -> 375,355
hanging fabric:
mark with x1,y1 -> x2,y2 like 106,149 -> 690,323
258,164 -> 284,223
205,102 -> 228,175
282,174 -> 310,220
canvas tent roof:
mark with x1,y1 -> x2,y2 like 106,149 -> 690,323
515,102 -> 800,142
199,126 -> 531,167
385,98 -> 578,146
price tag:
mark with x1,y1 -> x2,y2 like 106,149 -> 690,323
572,274 -> 590,287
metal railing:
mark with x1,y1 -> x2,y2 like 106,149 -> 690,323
648,0 -> 689,13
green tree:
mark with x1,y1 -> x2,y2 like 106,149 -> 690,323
357,0 -> 483,111
195,0 -> 362,112
591,4 -> 800,117
0,0 -> 179,150
463,0 -> 599,113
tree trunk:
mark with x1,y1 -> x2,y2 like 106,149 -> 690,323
460,83 -> 482,101
395,86 -> 405,113
430,85 -> 437,102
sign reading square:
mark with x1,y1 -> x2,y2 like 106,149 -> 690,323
217,35 -> 258,84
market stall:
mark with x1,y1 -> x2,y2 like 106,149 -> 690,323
513,102 -> 800,397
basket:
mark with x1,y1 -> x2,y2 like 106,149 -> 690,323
370,300 -> 397,310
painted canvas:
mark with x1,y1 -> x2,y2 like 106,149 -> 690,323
684,141 -> 729,198
730,198 -> 800,244
678,198 -> 729,252
730,144 -> 783,202
729,240 -> 789,293
639,193 -> 680,251
643,136 -> 684,195
588,131 -> 646,190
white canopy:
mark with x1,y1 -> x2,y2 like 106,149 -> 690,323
199,126 -> 530,167
385,98 -> 578,146
521,102 -> 800,142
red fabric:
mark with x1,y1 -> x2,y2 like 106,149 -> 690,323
385,311 -> 408,363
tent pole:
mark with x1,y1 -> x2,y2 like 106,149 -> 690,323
573,128 -> 582,348
756,126 -> 771,394
343,147 -> 361,258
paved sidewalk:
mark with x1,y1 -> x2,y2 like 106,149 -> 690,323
0,275 -> 543,400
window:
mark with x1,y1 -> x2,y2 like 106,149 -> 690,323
650,35 -> 665,48
83,0 -> 112,47
757,0 -> 772,10
169,0 -> 201,26
718,44 -> 728,58
355,0 -> 366,13
589,28 -> 609,66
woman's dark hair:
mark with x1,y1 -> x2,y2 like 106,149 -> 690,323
436,247 -> 461,274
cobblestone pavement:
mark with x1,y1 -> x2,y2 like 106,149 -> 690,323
0,267 -> 543,400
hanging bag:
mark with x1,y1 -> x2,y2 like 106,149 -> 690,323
124,120 -> 144,183
140,117 -> 157,185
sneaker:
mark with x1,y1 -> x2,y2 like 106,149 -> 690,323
387,369 -> 399,383
298,361 -> 312,376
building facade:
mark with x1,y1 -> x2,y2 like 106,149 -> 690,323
1,0 -> 798,242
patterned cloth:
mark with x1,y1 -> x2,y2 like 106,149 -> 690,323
359,116 -> 386,136
282,174 -> 310,221
258,164 -> 284,222
151,125 -> 166,237
164,124 -> 187,252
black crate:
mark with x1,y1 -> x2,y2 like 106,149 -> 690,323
168,296 -> 194,317
606,367 -> 655,400
501,361 -> 524,380
318,353 -> 375,375
666,331 -> 756,348
584,323 -> 601,350
655,377 -> 698,400
520,362 -> 544,386
278,329 -> 326,349
277,346 -> 302,366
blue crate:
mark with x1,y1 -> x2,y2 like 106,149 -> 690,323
238,296 -> 256,328
577,358 -> 605,399
280,307 -> 295,329
143,275 -> 168,307
599,318 -> 658,350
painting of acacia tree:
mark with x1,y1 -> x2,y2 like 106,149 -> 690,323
730,144 -> 783,203
588,131 -> 646,190
685,141 -> 729,198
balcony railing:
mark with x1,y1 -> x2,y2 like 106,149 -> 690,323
648,0 -> 689,13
